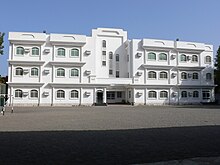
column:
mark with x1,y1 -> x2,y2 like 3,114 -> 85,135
103,88 -> 107,104
80,87 -> 83,105
93,88 -> 96,104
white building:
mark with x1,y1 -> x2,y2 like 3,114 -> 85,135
7,28 -> 215,106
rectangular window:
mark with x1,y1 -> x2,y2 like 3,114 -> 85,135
116,71 -> 119,78
102,61 -> 106,66
202,91 -> 210,99
107,92 -> 115,100
117,92 -> 122,98
127,55 -> 129,61
102,51 -> 106,55
109,70 -> 113,75
116,54 -> 119,62
128,91 -> 131,98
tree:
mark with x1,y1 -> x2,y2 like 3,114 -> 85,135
214,46 -> 220,93
0,32 -> 5,55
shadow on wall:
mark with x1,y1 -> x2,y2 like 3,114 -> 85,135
1,125 -> 220,164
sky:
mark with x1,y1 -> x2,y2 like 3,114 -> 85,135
0,0 -> 220,76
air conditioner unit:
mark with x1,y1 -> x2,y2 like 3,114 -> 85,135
137,71 -> 142,76
43,92 -> 49,96
172,73 -> 177,77
188,73 -> 192,78
44,49 -> 50,53
23,69 -> 29,74
85,50 -> 91,55
137,92 -> 143,96
22,92 -> 29,96
136,52 -> 142,57
24,48 -> 30,53
187,56 -> 192,60
85,70 -> 91,75
172,92 -> 178,97
188,92 -> 192,97
85,92 -> 91,96
44,69 -> 50,74
171,54 -> 176,59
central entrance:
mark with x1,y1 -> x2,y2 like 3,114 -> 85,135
96,90 -> 103,104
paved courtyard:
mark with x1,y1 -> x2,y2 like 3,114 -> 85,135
1,105 -> 220,131
1,105 -> 220,164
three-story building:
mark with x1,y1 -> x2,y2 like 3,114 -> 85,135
7,28 -> 215,106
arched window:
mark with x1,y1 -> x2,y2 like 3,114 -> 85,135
159,53 -> 167,61
148,71 -> 156,79
15,67 -> 23,76
193,91 -> 199,98
102,40 -> 106,48
30,90 -> 38,98
206,73 -> 212,80
181,91 -> 187,98
159,71 -> 168,79
57,48 -> 65,56
31,68 -> 39,76
70,90 -> 79,98
160,91 -> 168,98
15,89 -> 23,98
192,55 -> 198,62
180,54 -> 187,62
109,52 -> 113,59
32,47 -> 39,56
181,72 -> 187,80
57,90 -> 65,98
192,73 -> 198,80
16,47 -> 24,55
71,49 -> 79,57
148,52 -> 156,60
205,56 -> 211,63
148,91 -> 157,98
70,68 -> 79,77
57,68 -> 65,77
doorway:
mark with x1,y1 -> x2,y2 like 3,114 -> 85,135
97,91 -> 103,104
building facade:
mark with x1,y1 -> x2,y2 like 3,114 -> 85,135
7,28 -> 215,106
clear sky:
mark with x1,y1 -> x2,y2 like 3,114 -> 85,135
0,0 -> 220,76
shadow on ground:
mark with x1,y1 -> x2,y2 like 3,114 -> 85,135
1,126 -> 220,165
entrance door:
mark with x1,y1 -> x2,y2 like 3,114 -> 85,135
97,91 -> 103,104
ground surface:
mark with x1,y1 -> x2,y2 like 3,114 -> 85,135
1,105 -> 220,164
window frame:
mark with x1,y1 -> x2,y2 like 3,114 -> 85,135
116,54 -> 119,62
16,46 -> 25,56
192,55 -> 198,62
180,54 -> 187,62
148,91 -> 157,99
15,89 -> 23,98
148,52 -> 156,61
57,48 -> 66,57
102,40 -> 106,48
159,71 -> 168,79
31,47 -> 40,56
206,73 -> 212,80
181,72 -> 187,80
148,71 -> 157,79
158,53 -> 167,61
160,91 -> 168,99
70,68 -> 79,77
70,90 -> 79,99
56,68 -> 65,77
181,91 -> 187,98
202,91 -> 210,100
15,67 -> 23,76
70,48 -> 79,57
56,90 -> 65,99
205,56 -> 211,64
192,72 -> 199,80
193,91 -> 199,98
30,89 -> 38,99
30,67 -> 39,77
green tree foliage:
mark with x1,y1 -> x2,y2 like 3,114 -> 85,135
214,46 -> 220,93
0,32 -> 5,55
